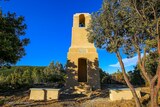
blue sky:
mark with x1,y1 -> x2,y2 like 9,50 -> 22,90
1,0 -> 138,74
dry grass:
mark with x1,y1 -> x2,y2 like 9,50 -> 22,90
0,87 -> 159,107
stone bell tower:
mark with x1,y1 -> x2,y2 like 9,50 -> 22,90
66,13 -> 100,91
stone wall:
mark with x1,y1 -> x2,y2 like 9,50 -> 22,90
110,88 -> 141,101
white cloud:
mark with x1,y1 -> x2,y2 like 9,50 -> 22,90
109,54 -> 143,68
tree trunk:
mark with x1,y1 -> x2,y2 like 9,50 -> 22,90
150,84 -> 158,107
156,42 -> 160,106
153,33 -> 160,107
154,64 -> 160,107
154,88 -> 158,107
156,20 -> 160,107
116,51 -> 141,107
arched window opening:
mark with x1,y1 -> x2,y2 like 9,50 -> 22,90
79,14 -> 85,27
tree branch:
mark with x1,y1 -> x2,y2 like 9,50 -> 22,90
137,48 -> 151,84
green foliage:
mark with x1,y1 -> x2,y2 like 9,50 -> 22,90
99,69 -> 129,85
0,62 -> 66,91
0,66 -> 45,76
88,0 -> 160,106
128,51 -> 158,86
120,0 -> 160,59
22,70 -> 33,85
145,52 -> 158,76
0,12 -> 29,67
88,0 -> 160,84
128,66 -> 145,86
43,61 -> 66,83
111,69 -> 126,84
99,69 -> 111,84
0,99 -> 5,106
32,68 -> 44,83
87,0 -> 124,53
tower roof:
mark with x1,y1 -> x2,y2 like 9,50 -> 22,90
74,13 -> 90,17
